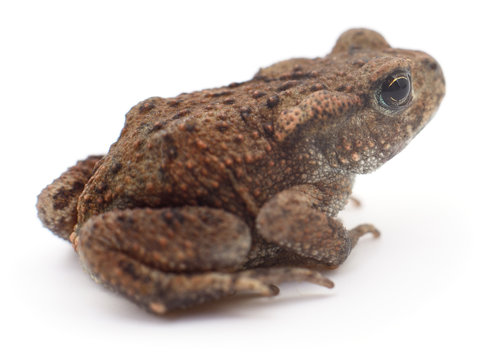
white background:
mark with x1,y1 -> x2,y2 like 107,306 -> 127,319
1,1 -> 490,359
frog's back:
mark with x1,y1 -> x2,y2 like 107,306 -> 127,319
76,56 -> 351,224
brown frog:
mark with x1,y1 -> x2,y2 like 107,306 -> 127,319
37,29 -> 445,315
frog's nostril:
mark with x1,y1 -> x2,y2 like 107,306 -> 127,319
422,57 -> 439,72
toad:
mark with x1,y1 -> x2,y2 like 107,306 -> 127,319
37,29 -> 445,314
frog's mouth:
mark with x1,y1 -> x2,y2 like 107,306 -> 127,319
387,141 -> 408,162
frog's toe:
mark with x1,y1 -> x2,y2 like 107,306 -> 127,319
239,267 -> 335,290
349,223 -> 381,247
349,196 -> 362,208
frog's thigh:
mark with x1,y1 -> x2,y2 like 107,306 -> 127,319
37,155 -> 103,240
256,189 -> 353,268
77,207 -> 332,314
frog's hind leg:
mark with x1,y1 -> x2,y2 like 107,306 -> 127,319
37,155 -> 103,240
75,207 -> 333,315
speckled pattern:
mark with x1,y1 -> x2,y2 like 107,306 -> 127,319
37,29 -> 445,315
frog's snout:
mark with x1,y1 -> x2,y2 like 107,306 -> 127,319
418,53 -> 445,105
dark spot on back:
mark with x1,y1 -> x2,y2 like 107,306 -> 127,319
216,121 -> 229,132
185,123 -> 197,132
240,106 -> 252,123
277,81 -> 297,92
263,121 -> 274,137
138,122 -> 154,133
151,122 -> 163,132
266,95 -> 280,109
158,165 -> 169,181
167,99 -> 182,107
72,181 -> 85,191
280,71 -> 311,80
208,90 -> 233,98
162,134 -> 178,160
310,83 -> 325,91
228,82 -> 243,88
252,91 -> 266,99
139,101 -> 155,114
172,109 -> 190,120
94,183 -> 108,194
110,161 -> 122,174
234,135 -> 244,144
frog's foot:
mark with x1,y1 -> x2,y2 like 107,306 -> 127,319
140,268 -> 332,315
76,207 -> 333,315
37,155 -> 104,240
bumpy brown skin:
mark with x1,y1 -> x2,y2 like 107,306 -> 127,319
37,29 -> 445,315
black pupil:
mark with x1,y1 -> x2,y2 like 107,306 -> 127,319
381,75 -> 410,106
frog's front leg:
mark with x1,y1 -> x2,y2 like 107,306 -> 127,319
76,207 -> 333,314
256,185 -> 379,269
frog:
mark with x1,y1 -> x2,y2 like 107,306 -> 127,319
37,28 -> 445,315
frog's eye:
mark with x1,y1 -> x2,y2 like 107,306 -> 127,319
378,72 -> 412,109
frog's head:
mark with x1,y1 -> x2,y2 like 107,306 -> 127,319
276,29 -> 445,174
327,29 -> 445,173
